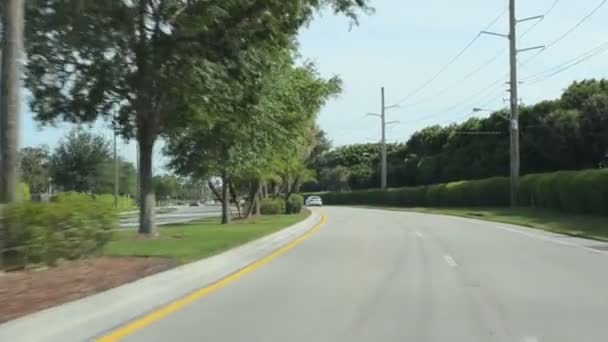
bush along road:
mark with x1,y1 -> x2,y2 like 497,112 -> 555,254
0,191 -> 309,325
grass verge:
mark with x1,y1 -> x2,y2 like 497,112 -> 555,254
362,206 -> 608,242
104,210 -> 311,263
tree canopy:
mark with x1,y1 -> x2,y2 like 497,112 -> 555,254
304,78 -> 608,192
24,0 -> 370,233
19,146 -> 51,195
164,47 -> 342,221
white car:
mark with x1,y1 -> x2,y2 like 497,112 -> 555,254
305,196 -> 323,207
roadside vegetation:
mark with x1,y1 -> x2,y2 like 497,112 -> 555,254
306,168 -> 607,239
105,210 -> 310,263
308,169 -> 607,215
297,79 -> 607,239
302,79 -> 608,193
2,1 -> 368,273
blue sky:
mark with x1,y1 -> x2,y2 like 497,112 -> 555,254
22,0 -> 608,171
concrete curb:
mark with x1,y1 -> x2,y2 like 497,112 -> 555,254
0,210 -> 322,342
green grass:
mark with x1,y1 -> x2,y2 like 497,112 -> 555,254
104,210 -> 310,263
368,206 -> 608,241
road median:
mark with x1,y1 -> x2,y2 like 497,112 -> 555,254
0,209 -> 321,342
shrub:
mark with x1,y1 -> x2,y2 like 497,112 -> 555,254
260,198 -> 286,215
286,194 -> 304,214
305,169 -> 607,216
1,194 -> 117,269
519,169 -> 608,215
52,192 -> 137,212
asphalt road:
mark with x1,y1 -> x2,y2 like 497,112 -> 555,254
122,207 -> 608,342
119,205 -> 222,228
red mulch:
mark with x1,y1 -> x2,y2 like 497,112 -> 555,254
0,257 -> 176,324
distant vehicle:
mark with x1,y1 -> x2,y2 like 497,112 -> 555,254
305,196 -> 323,207
189,202 -> 200,207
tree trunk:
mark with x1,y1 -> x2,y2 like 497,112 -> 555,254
273,183 -> 279,196
246,180 -> 260,218
0,0 -> 24,204
284,176 -> 299,202
255,182 -> 262,216
137,136 -> 156,235
229,182 -> 241,218
261,182 -> 268,199
221,170 -> 231,224
207,180 -> 222,203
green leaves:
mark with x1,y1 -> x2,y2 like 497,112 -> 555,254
164,43 -> 342,190
19,146 -> 51,195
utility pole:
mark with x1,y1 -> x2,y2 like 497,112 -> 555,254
508,0 -> 520,207
366,87 -> 399,190
0,0 -> 25,203
481,1 -> 544,207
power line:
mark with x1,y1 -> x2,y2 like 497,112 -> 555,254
391,7 -> 507,106
522,39 -> 608,84
519,0 -> 561,38
391,0 -> 561,112
395,48 -> 506,110
401,78 -> 507,125
546,0 -> 606,49
521,0 -> 607,66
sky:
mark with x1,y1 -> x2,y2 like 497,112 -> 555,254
21,0 -> 608,171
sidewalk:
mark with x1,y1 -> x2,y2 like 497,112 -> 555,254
0,210 -> 322,342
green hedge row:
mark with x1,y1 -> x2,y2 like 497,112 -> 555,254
260,198 -> 287,215
518,169 -> 608,215
52,192 -> 137,212
1,193 -> 118,269
286,194 -> 304,214
260,195 -> 305,215
305,169 -> 607,216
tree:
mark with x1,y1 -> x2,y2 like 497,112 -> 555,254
153,174 -> 180,201
307,78 -> 608,192
98,158 -> 137,196
25,0 -> 370,234
49,128 -> 112,193
0,0 -> 25,203
319,166 -> 350,191
118,160 -> 138,196
20,146 -> 51,194
166,47 -> 342,219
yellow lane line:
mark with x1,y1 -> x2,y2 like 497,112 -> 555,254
96,214 -> 328,342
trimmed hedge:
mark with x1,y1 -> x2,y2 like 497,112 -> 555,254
260,198 -> 286,215
286,194 -> 304,214
52,192 -> 137,212
518,169 -> 608,215
305,169 -> 607,216
1,193 -> 117,269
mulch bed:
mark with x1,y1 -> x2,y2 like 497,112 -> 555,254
0,257 -> 176,324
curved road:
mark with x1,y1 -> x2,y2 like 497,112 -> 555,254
121,207 -> 608,342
